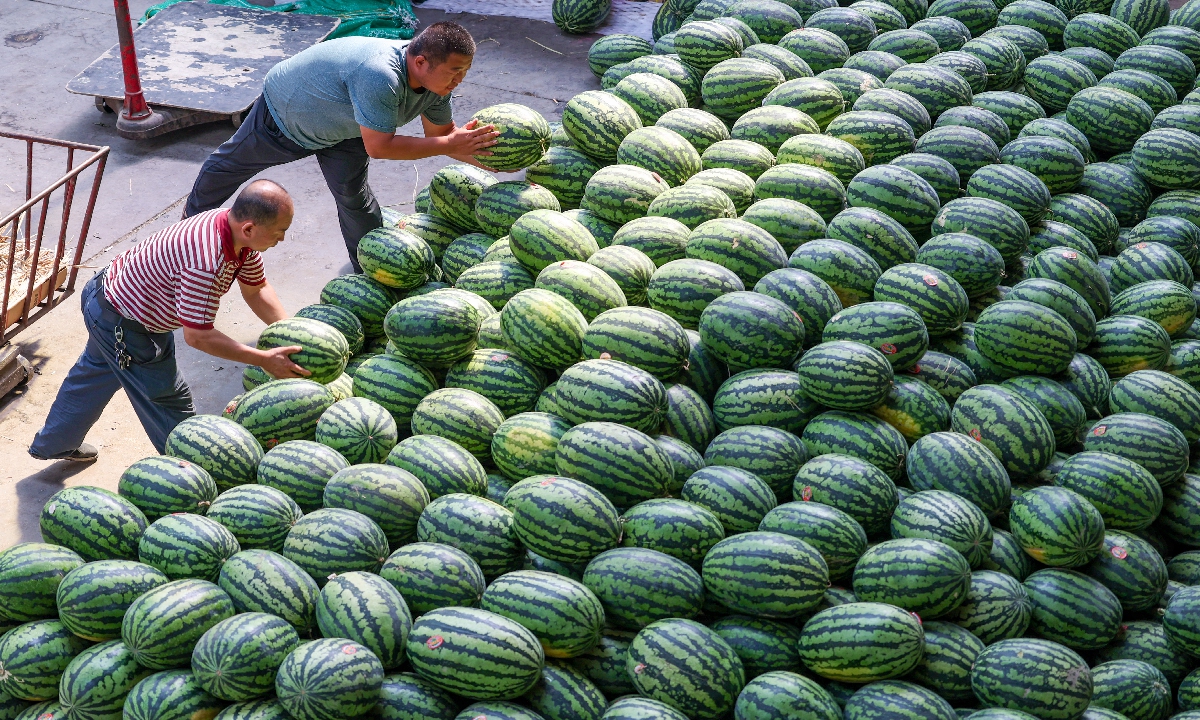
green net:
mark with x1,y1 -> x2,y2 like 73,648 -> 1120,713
142,0 -> 420,40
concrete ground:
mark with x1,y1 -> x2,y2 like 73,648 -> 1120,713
0,0 -> 603,548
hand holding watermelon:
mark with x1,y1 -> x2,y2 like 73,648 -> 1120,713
260,345 -> 311,379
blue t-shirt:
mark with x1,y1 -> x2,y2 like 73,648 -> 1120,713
262,37 -> 454,150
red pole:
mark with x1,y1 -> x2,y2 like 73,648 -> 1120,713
113,0 -> 152,121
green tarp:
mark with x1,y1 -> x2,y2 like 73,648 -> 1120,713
142,0 -> 419,40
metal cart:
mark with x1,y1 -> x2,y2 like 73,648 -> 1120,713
0,131 -> 109,378
66,0 -> 339,140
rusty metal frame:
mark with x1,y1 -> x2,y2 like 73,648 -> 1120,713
0,131 -> 109,340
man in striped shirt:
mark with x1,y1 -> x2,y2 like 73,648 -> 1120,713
30,180 -> 307,462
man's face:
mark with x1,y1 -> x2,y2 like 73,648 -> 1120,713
413,52 -> 473,95
241,206 -> 293,252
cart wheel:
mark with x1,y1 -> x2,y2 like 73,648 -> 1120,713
231,111 -> 244,129
95,96 -> 114,113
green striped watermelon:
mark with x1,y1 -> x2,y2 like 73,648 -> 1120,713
0,543 -> 82,624
1008,485 -> 1104,567
137,513 -> 240,582
218,549 -> 318,633
117,456 -> 218,521
380,542 -> 485,616
947,570 -> 1032,644
122,670 -> 227,720
797,602 -> 924,682
0,619 -> 90,700
281,507 -> 389,585
39,486 -> 147,563
406,607 -> 543,699
121,578 -> 235,670
500,288 -> 588,370
970,639 -> 1092,720
192,612 -> 300,701
257,439 -> 349,512
58,638 -> 147,719
503,475 -> 620,563
315,571 -> 411,669
626,618 -> 745,720
417,494 -> 522,578
1023,568 -> 1122,650
275,639 -> 384,720
480,570 -> 604,659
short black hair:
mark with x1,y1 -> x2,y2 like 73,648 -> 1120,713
230,180 -> 290,225
408,21 -> 476,66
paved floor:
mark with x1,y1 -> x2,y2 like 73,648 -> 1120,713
0,0 -> 602,548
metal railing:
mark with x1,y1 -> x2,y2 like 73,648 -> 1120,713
0,131 -> 109,340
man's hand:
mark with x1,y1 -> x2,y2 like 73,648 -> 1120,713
261,345 -> 310,379
443,119 -> 500,157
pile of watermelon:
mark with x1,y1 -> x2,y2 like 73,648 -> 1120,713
10,0 -> 1200,717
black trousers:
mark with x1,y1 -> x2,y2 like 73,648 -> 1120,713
184,96 -> 382,270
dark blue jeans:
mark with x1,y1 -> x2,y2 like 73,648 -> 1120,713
29,272 -> 194,456
184,96 -> 381,270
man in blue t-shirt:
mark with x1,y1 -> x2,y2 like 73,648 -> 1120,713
184,21 -> 497,268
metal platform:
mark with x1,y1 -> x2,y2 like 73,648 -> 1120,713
66,1 -> 339,136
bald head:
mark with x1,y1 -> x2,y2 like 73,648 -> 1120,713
230,180 -> 293,226
229,180 -> 293,252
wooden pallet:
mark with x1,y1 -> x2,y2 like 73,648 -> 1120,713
1,230 -> 66,330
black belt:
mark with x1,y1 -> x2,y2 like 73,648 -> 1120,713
93,269 -> 154,335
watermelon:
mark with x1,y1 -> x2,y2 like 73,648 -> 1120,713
217,549 -> 318,633
58,638 -> 147,719
386,434 -> 487,499
869,30 -> 943,63
121,578 -> 235,670
797,602 -> 924,682
257,318 -> 349,385
733,107 -> 821,158
164,415 -> 263,491
626,618 -> 745,720
375,673 -> 458,720
38,485 -> 147,563
970,639 -> 1092,720
656,108 -> 731,156
256,439 -> 349,512
137,513 -> 240,582
320,273 -> 395,338
479,570 -> 604,660
503,475 -> 620,563
561,91 -> 642,164
0,542 -> 81,624
417,494 -> 523,578
843,680 -> 957,720
0,619 -> 90,701
122,670 -> 227,720
582,547 -> 704,629
470,104 -> 550,171
673,20 -> 744,72
947,570 -> 1033,644
619,499 -> 725,570
192,612 -> 300,701
777,28 -> 852,74
761,76 -> 847,130
206,486 -> 302,553
776,134 -> 865,187
429,164 -> 496,232
275,639 -> 384,720
281,507 -> 389,584
356,228 -> 436,291
1088,529 -> 1168,613
885,63 -> 975,121
1009,485 -> 1105,568
700,58 -> 786,122
702,531 -> 828,618
805,7 -> 880,53
1023,568 -> 1122,650
380,542 -> 485,616
295,304 -> 365,357
315,571 -> 411,669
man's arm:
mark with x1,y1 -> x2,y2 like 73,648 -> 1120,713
240,279 -> 288,325
359,118 -> 498,161
181,326 -> 310,378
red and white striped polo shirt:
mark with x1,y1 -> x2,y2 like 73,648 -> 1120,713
104,209 -> 266,333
